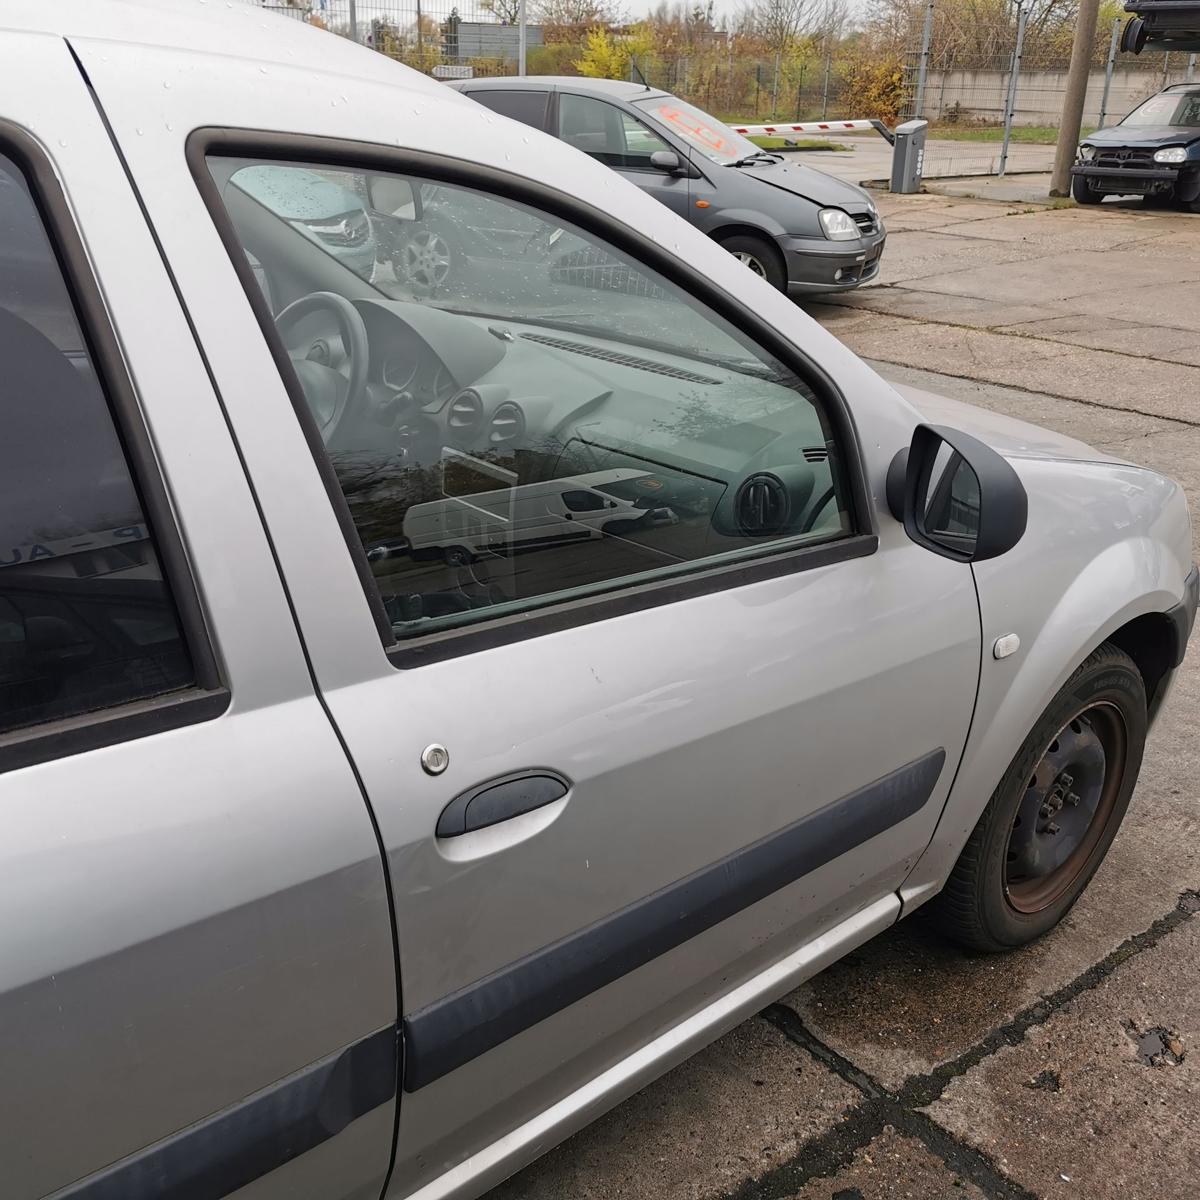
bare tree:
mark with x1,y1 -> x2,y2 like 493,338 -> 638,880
744,0 -> 811,111
481,0 -> 523,26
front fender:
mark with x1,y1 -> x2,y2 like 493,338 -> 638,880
705,208 -> 792,241
900,457 -> 1192,910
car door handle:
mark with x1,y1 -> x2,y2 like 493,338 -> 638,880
435,770 -> 571,838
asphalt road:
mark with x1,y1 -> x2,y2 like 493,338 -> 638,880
484,193 -> 1200,1199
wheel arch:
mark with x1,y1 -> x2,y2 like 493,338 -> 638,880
899,528 -> 1192,915
1106,610 -> 1182,722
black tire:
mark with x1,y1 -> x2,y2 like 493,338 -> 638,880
443,544 -> 475,567
929,642 -> 1147,953
717,233 -> 787,291
1072,175 -> 1103,205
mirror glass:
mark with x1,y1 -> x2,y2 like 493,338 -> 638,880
922,442 -> 980,556
368,175 -> 418,220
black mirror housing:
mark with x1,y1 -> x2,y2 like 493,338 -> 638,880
886,424 -> 1027,563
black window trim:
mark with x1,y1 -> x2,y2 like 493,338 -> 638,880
0,120 -> 229,774
186,127 -> 877,670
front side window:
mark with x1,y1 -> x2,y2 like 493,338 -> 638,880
206,155 -> 854,643
557,95 -> 673,169
0,154 -> 193,734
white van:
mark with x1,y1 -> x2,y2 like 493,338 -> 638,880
403,466 -> 677,564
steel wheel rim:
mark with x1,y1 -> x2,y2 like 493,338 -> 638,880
733,250 -> 767,278
1004,701 -> 1128,914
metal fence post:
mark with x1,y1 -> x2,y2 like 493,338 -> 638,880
822,51 -> 832,119
518,0 -> 527,76
1189,53 -> 1197,82
1163,51 -> 1172,87
1098,18 -> 1120,129
913,0 -> 935,119
998,1 -> 1027,177
348,0 -> 358,42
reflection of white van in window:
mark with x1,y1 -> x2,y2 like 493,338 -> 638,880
403,468 -> 677,563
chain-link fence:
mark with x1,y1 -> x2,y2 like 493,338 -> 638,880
896,3 -> 1198,178
259,0 -> 1199,181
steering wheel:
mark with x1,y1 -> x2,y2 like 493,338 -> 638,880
274,291 -> 370,446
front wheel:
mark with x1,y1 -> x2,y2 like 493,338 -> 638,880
717,233 -> 787,291
1072,175 -> 1103,205
929,642 -> 1147,953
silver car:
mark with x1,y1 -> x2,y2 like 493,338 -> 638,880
0,5 -> 1195,1200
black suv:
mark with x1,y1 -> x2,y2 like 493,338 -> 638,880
1072,84 -> 1200,208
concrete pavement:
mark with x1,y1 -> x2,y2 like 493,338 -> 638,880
790,135 -> 1056,187
485,192 -> 1200,1200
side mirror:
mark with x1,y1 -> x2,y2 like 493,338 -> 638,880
650,149 -> 684,175
366,174 -> 422,221
886,424 -> 1027,562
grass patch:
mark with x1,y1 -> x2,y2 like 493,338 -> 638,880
929,125 -> 1094,144
749,135 -> 849,152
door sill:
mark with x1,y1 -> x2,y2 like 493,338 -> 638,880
395,892 -> 900,1200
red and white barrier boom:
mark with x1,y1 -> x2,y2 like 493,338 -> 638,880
730,119 -> 895,144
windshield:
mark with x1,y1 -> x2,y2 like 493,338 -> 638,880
631,96 -> 764,165
1121,88 -> 1200,128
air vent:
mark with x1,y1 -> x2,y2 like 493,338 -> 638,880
447,389 -> 484,433
852,212 -> 877,234
802,446 -> 829,463
520,333 -> 720,385
735,473 -> 790,536
488,401 -> 525,445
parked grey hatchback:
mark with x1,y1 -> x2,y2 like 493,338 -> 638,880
449,76 -> 886,294
0,5 -> 1197,1200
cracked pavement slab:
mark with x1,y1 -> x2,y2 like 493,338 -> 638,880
484,194 -> 1200,1200
928,902 -> 1200,1199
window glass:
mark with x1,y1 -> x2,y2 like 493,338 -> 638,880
0,155 -> 193,733
632,96 -> 763,165
1122,88 -> 1200,128
468,89 -> 550,131
207,155 -> 853,642
558,95 -> 672,169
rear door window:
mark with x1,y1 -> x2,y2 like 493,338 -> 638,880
0,153 -> 194,734
467,89 -> 550,131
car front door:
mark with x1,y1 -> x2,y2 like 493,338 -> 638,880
557,91 -> 694,220
78,43 -> 981,1199
0,35 -> 397,1200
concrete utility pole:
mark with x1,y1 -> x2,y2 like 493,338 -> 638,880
1050,0 -> 1101,195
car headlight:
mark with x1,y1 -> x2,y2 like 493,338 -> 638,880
818,208 -> 860,241
1078,144 -> 1096,161
1154,146 -> 1188,164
